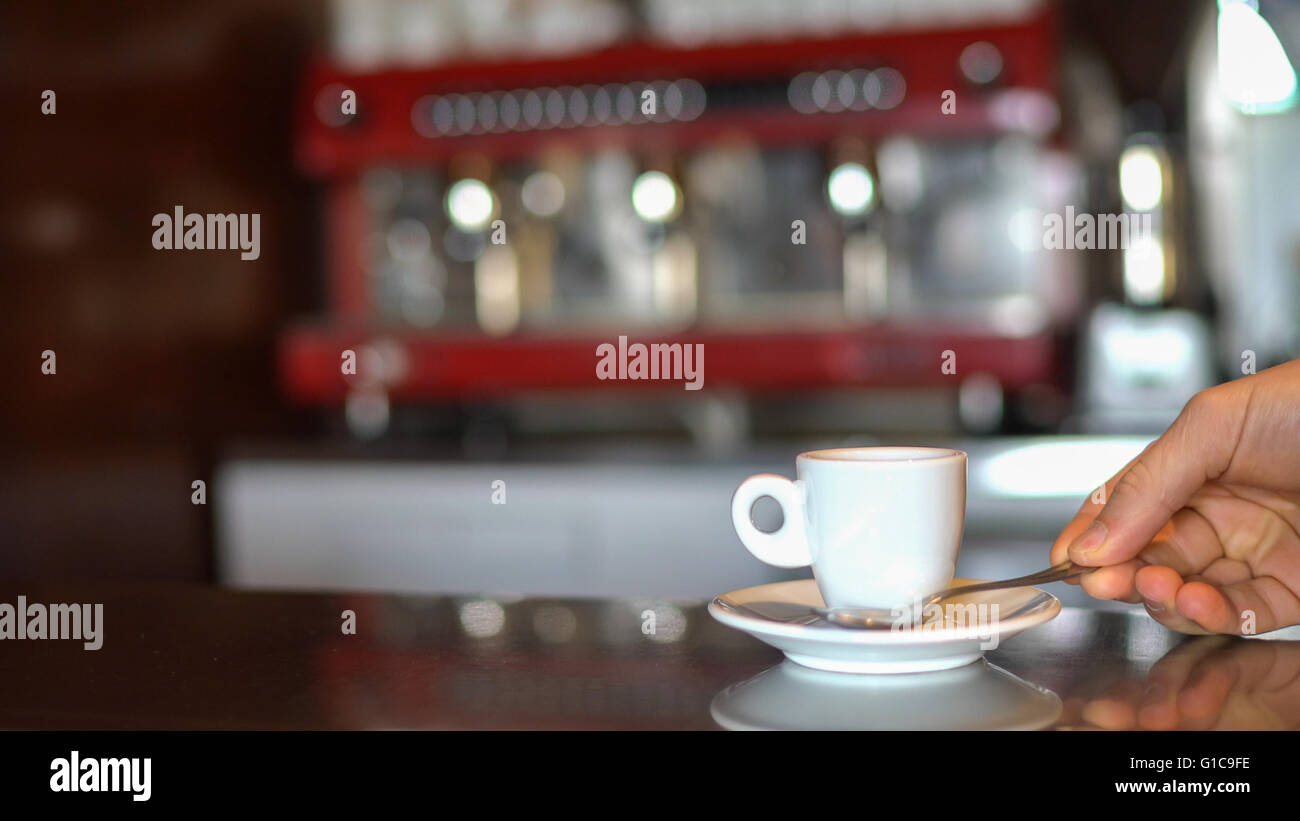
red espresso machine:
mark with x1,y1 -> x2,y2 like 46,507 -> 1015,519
280,3 -> 1076,441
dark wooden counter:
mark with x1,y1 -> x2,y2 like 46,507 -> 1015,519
1,583 -> 1297,730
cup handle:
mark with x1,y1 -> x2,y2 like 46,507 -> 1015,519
730,474 -> 812,568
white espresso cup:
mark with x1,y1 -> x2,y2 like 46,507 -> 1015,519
731,447 -> 967,609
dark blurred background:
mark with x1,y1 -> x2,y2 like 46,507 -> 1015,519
2,0 -> 1297,607
3,1 -> 327,579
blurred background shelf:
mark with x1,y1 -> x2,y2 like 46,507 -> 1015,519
215,434 -> 1152,612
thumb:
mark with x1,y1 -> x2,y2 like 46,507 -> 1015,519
1067,390 -> 1240,566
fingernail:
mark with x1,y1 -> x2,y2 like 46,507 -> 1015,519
1142,682 -> 1165,703
1144,598 -> 1165,614
1069,520 -> 1108,559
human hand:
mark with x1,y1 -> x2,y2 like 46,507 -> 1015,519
1050,359 -> 1300,634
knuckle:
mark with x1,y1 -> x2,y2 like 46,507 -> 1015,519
1180,384 -> 1236,427
1174,384 -> 1244,477
1114,458 -> 1155,497
1180,389 -> 1214,424
1111,458 -> 1179,517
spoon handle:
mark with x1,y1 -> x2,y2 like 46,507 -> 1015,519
930,561 -> 1092,603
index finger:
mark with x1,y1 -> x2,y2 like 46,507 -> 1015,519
1049,447 -> 1150,565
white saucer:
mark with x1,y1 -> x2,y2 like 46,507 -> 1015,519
712,658 -> 1062,730
709,578 -> 1060,674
